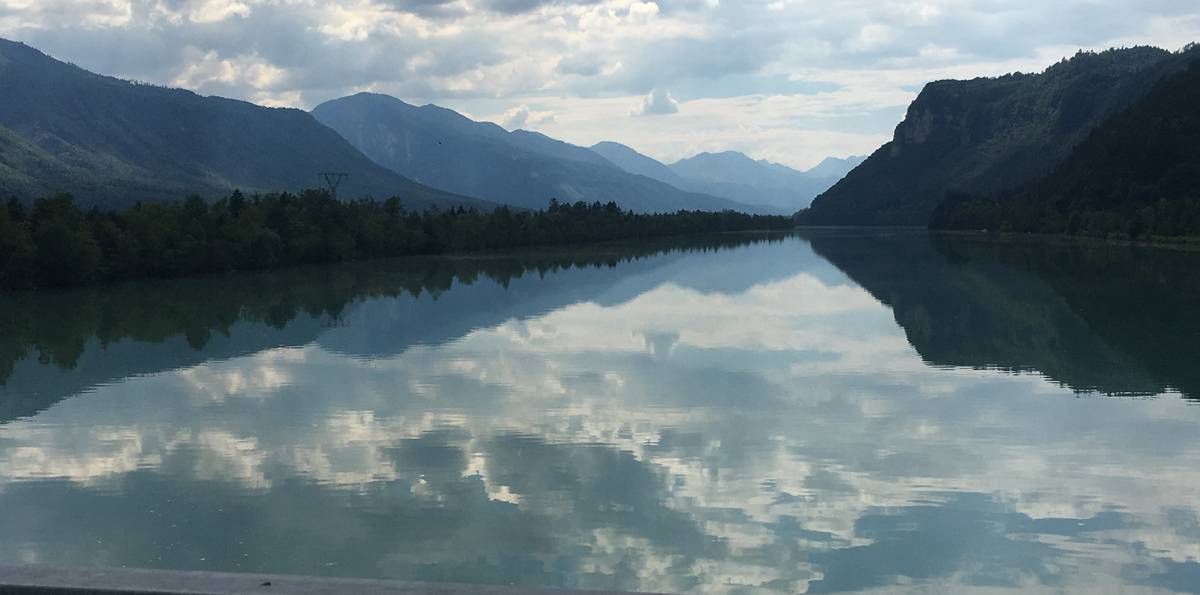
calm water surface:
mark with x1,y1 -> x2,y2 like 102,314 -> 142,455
2,230 -> 1199,593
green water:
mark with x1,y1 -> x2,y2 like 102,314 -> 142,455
1,230 -> 1199,593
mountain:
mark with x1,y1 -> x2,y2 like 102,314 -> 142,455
0,123 -> 118,199
931,56 -> 1200,239
0,38 -> 491,210
672,151 -> 797,187
589,141 -> 691,188
669,151 -> 833,212
804,155 -> 866,180
589,143 -> 844,212
509,130 -> 616,167
800,46 -> 1197,226
311,93 -> 760,214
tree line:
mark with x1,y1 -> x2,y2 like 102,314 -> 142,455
929,191 -> 1200,241
0,190 -> 793,289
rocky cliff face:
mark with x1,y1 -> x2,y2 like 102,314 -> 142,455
893,94 -> 949,148
800,46 -> 1190,226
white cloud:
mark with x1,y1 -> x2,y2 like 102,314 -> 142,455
626,0 -> 658,22
501,103 -> 532,128
500,102 -> 555,129
846,22 -> 897,52
0,0 -> 1199,167
169,0 -> 251,24
637,86 -> 679,115
170,47 -> 289,95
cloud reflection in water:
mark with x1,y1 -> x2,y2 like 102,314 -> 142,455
2,232 -> 1199,593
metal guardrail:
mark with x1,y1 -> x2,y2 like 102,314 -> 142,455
0,565 -> 650,595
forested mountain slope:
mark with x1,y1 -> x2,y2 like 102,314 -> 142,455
800,46 -> 1197,226
931,58 -> 1200,239
0,38 -> 490,210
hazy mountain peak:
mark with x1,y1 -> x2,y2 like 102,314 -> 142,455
670,150 -> 802,186
678,150 -> 756,165
508,129 -> 614,166
591,139 -> 865,213
589,141 -> 686,187
591,140 -> 638,154
804,155 -> 867,180
313,94 -> 757,213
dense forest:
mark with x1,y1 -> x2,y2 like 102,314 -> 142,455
800,45 -> 1199,226
930,59 -> 1200,239
0,190 -> 792,289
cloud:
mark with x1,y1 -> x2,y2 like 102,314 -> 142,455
478,0 -> 604,15
626,1 -> 659,21
0,0 -> 1198,167
846,22 -> 897,53
637,87 -> 679,115
502,103 -> 532,128
555,52 -> 604,76
376,0 -> 467,19
501,103 -> 555,129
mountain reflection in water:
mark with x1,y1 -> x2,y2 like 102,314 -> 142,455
1,230 -> 1199,594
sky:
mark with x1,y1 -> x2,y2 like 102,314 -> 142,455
0,1 -> 1198,169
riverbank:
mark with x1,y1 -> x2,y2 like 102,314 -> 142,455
796,225 -> 1200,252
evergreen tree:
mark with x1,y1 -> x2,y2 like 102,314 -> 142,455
0,189 -> 792,290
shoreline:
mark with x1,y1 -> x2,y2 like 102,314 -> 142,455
0,230 -> 794,297
794,225 -> 1200,252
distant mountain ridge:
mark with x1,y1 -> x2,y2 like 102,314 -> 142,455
0,38 -> 492,210
800,45 -> 1199,226
589,141 -> 691,188
671,151 -> 800,188
589,142 -> 859,212
670,151 -> 833,211
312,93 -> 762,214
804,155 -> 866,180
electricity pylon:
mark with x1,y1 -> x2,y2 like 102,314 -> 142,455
318,173 -> 349,199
